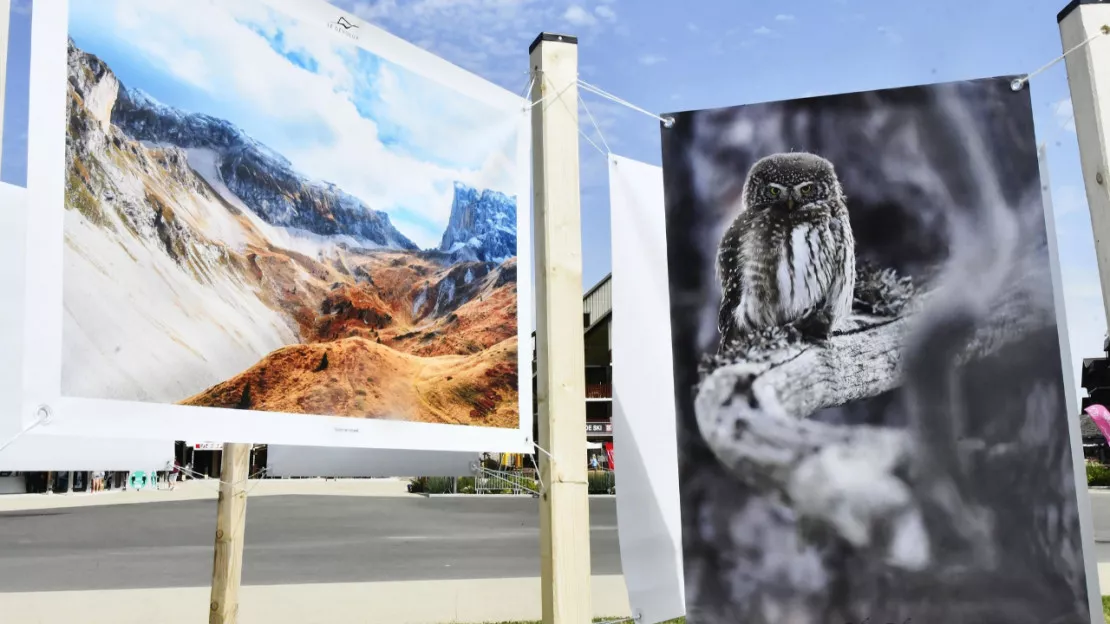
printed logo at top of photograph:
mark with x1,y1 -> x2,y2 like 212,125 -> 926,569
328,15 -> 360,39
656,77 -> 1093,623
60,0 -> 522,430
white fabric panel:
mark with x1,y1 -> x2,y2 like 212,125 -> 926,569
267,445 -> 476,478
608,154 -> 685,623
0,435 -> 173,471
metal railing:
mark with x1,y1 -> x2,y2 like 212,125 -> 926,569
474,467 -> 539,496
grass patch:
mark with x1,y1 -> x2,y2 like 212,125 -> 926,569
1103,595 -> 1110,621
66,165 -> 113,230
1089,460 -> 1110,487
588,470 -> 615,495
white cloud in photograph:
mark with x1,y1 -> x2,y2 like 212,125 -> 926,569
70,0 -> 523,247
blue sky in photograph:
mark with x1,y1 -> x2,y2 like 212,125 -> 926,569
44,0 -> 521,248
3,0 -> 1106,389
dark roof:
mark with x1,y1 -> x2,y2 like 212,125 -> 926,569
583,273 -> 612,300
1080,412 -> 1102,439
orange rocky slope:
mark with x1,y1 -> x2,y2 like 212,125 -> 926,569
183,251 -> 521,428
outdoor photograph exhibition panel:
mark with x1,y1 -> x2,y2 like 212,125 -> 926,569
659,78 -> 1096,623
22,0 -> 532,452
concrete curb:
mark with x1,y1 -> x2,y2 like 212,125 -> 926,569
0,575 -> 632,624
0,478 -> 417,512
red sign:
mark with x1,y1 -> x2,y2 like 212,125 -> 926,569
604,441 -> 614,470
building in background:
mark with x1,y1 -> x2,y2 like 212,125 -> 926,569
1079,414 -> 1109,464
174,442 -> 268,479
1080,338 -> 1110,464
532,274 -> 613,469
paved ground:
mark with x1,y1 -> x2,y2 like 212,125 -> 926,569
5,484 -> 1110,622
2,576 -> 633,624
1089,490 -> 1110,564
0,491 -> 620,592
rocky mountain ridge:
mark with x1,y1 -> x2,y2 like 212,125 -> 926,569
439,181 -> 517,263
63,38 -> 415,250
69,38 -> 520,261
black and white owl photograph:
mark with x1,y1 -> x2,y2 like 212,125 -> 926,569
659,77 -> 1096,624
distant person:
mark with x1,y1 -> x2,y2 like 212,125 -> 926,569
589,455 -> 599,471
168,461 -> 180,490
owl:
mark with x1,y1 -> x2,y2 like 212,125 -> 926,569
716,152 -> 855,347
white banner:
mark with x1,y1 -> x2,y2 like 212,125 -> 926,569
266,446 -> 476,478
22,0 -> 532,453
609,154 -> 684,623
0,435 -> 173,471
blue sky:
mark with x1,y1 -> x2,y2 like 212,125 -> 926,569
4,0 -> 1106,391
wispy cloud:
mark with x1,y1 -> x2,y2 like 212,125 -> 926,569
11,0 -> 31,15
1053,184 -> 1088,218
340,0 -> 621,90
594,5 -> 617,22
775,14 -> 795,22
754,26 -> 773,36
563,4 -> 597,26
877,25 -> 903,44
1054,98 -> 1077,133
639,54 -> 666,66
687,22 -> 699,32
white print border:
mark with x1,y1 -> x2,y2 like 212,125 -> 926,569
22,0 -> 534,453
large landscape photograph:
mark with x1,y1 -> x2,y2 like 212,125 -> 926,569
60,0 -> 523,429
661,78 -> 1093,623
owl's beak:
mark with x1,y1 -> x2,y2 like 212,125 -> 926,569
786,198 -> 795,210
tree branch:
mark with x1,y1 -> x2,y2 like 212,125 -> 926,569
693,256 -> 1056,568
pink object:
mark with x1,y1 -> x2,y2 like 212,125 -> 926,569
1084,404 -> 1110,444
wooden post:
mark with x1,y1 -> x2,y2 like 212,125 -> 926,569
1058,3 -> 1110,623
529,32 -> 594,624
209,442 -> 251,624
0,0 -> 10,174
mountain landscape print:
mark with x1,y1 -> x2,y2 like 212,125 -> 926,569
60,0 -> 523,429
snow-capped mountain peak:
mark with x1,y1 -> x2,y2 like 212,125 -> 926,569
438,182 -> 517,264
79,46 -> 416,251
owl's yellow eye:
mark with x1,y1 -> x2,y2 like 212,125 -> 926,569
799,184 -> 814,196
768,187 -> 780,197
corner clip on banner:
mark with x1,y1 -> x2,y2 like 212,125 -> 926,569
0,182 -> 173,470
21,0 -> 533,453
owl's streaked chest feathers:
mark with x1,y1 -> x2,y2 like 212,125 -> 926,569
777,222 -> 836,317
716,151 -> 856,344
730,203 -> 852,330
